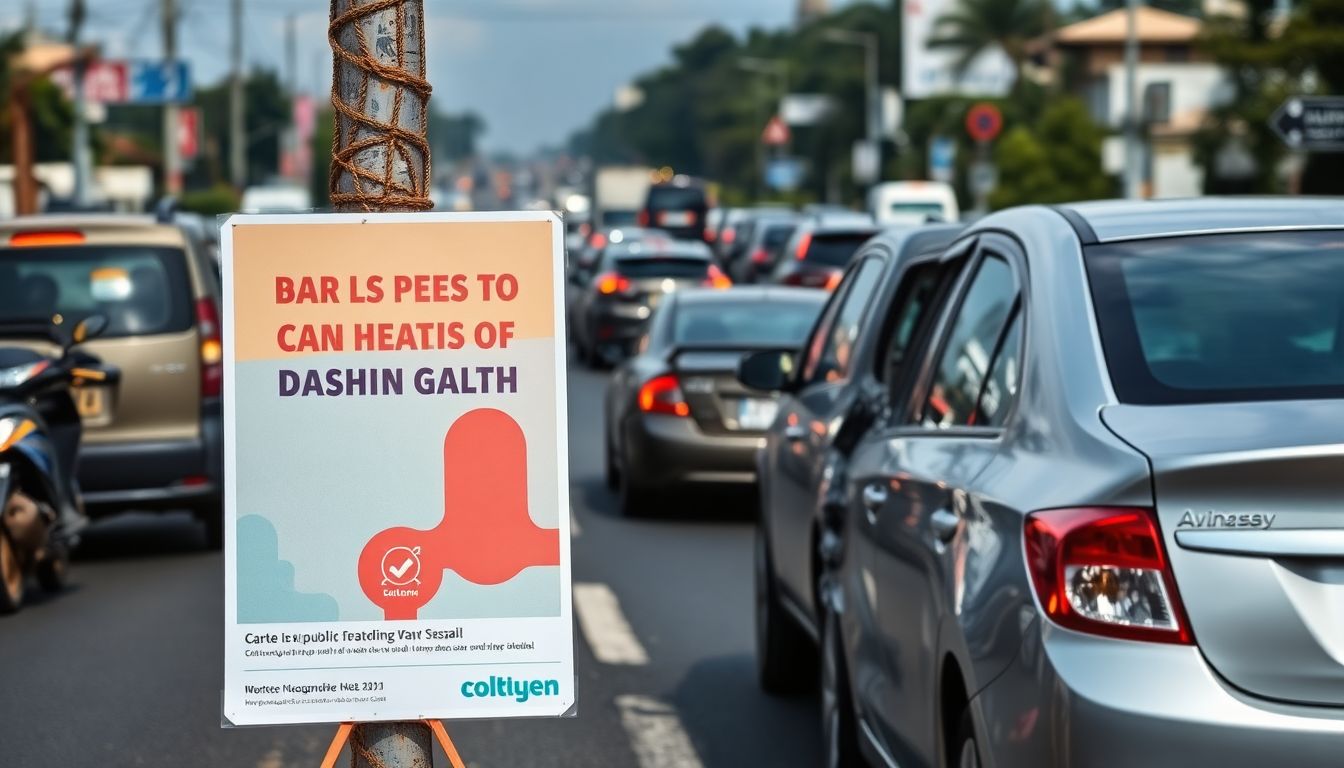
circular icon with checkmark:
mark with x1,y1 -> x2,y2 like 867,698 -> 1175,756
381,546 -> 422,586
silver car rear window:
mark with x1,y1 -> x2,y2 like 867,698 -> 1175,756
1086,230 -> 1344,404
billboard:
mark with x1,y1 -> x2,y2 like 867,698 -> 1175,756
220,212 -> 574,725
902,0 -> 1014,99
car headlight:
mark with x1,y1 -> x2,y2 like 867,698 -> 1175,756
0,361 -> 49,389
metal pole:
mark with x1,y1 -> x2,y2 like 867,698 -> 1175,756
230,0 -> 246,189
330,0 -> 433,212
865,33 -> 881,185
68,0 -> 93,208
161,0 -> 182,196
1123,0 -> 1142,199
329,0 -> 433,756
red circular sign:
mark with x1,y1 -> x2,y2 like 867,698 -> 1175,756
966,103 -> 1003,143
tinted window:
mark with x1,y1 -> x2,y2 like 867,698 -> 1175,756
673,300 -> 822,347
647,186 -> 706,211
805,233 -> 873,267
880,262 -> 945,386
0,246 -> 193,338
615,258 -> 709,280
920,255 -> 1016,428
1087,231 -> 1344,404
805,258 -> 883,383
763,225 -> 796,249
974,311 -> 1023,427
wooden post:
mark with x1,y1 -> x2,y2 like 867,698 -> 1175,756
327,0 -> 434,763
10,87 -> 38,216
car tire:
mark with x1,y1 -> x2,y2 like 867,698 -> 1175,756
953,710 -> 981,768
821,607 -> 863,768
198,498 -> 224,551
604,431 -> 620,491
0,509 -> 24,614
755,526 -> 813,694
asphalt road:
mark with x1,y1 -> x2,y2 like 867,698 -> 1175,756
0,362 -> 823,767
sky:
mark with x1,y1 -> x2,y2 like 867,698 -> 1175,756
4,0 -> 855,153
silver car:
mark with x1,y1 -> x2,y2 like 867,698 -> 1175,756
753,199 -> 1344,767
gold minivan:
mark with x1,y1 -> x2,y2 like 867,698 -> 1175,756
0,213 -> 224,547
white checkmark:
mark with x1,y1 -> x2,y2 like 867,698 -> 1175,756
388,558 -> 414,579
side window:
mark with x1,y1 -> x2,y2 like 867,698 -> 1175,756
919,255 -> 1018,428
974,311 -> 1023,427
879,261 -> 946,391
799,290 -> 845,384
805,257 -> 884,384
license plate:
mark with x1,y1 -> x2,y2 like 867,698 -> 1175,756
738,398 -> 778,430
659,211 -> 693,227
75,387 -> 109,423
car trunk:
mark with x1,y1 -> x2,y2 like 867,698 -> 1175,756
616,258 -> 710,308
83,330 -> 201,444
672,350 -> 779,436
1102,400 -> 1344,705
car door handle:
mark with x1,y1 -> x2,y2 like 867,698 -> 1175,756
784,424 -> 808,441
930,508 -> 960,543
862,483 -> 888,511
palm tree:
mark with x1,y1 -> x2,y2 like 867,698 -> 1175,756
927,0 -> 1051,89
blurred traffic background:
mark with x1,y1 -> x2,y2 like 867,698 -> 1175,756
2,0 -> 1343,767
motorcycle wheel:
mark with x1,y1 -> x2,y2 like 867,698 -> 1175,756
0,522 -> 23,614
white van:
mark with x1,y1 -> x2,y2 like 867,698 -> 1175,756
868,181 -> 959,226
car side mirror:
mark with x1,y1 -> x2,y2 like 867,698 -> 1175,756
738,349 -> 796,392
70,314 -> 109,347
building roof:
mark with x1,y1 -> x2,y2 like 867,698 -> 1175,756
1055,6 -> 1203,46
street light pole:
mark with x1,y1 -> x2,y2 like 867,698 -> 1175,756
230,0 -> 246,189
67,0 -> 93,209
738,57 -> 788,199
1123,0 -> 1143,199
161,0 -> 182,196
822,29 -> 881,187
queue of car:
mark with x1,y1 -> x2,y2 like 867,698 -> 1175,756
583,191 -> 1344,767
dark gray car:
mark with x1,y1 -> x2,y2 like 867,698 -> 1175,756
748,198 -> 1344,768
604,287 -> 825,516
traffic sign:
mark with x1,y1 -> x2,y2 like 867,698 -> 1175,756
221,212 -> 574,726
762,115 -> 791,146
1271,97 -> 1344,151
178,107 -> 200,160
765,158 -> 806,191
966,103 -> 1003,144
929,136 -> 957,184
52,59 -> 191,104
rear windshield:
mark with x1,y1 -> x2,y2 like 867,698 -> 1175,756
0,245 -> 193,338
647,186 -> 706,211
615,257 -> 709,280
889,202 -> 948,221
804,233 -> 872,267
763,225 -> 796,248
1087,231 -> 1344,404
674,300 -> 821,347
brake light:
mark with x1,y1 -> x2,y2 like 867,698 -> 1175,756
638,374 -> 690,417
794,231 -> 813,261
823,271 -> 844,291
589,232 -> 608,249
1024,507 -> 1192,645
703,264 -> 732,289
595,272 -> 631,296
10,231 -> 85,247
750,248 -> 769,265
637,211 -> 650,226
722,228 -> 736,245
196,298 -> 223,398
705,228 -> 717,243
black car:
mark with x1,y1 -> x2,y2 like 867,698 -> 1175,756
569,238 -> 730,367
770,215 -> 879,290
739,224 -> 963,696
605,287 -> 826,515
639,177 -> 712,241
729,214 -> 801,285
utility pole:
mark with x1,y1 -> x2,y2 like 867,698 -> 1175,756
161,0 -> 182,196
68,0 -> 93,209
822,29 -> 881,189
230,0 -> 246,189
329,1 -> 433,760
1123,0 -> 1143,199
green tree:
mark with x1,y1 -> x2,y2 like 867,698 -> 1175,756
990,98 -> 1113,208
927,0 -> 1050,90
0,32 -> 78,165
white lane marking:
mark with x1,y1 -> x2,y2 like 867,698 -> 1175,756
616,695 -> 705,768
571,508 -> 582,538
573,582 -> 649,665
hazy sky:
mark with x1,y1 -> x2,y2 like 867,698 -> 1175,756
6,0 -> 854,153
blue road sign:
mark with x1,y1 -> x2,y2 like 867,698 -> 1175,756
765,158 -> 806,191
127,61 -> 192,104
929,137 -> 956,183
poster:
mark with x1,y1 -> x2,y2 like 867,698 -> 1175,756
901,0 -> 1014,99
221,212 -> 574,726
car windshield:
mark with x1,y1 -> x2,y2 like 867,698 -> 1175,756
889,202 -> 946,219
804,233 -> 871,267
648,186 -> 705,210
0,245 -> 193,338
762,224 -> 796,248
615,257 -> 709,280
673,299 -> 821,347
1087,231 -> 1344,404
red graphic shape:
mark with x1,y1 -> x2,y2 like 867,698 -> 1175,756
358,408 -> 561,620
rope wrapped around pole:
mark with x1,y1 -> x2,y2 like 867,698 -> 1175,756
329,0 -> 433,212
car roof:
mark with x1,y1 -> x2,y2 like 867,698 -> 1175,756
1059,197 -> 1344,243
674,286 -> 827,306
0,214 -> 188,249
866,222 -> 966,258
607,238 -> 711,259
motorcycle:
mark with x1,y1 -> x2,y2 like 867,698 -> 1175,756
0,314 -> 117,613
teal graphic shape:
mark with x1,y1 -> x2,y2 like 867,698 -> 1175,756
237,514 -> 340,623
